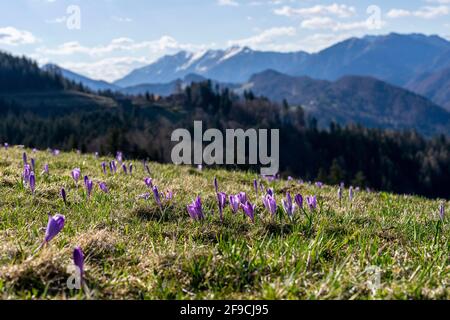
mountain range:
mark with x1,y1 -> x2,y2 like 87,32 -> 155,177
113,33 -> 450,89
49,33 -> 450,113
4,32 -> 449,136
242,70 -> 450,136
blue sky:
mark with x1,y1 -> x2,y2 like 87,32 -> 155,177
1,0 -> 449,81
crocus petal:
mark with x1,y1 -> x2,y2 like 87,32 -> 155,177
44,213 -> 65,243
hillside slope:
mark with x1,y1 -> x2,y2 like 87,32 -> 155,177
406,67 -> 450,112
0,147 -> 448,300
243,70 -> 450,136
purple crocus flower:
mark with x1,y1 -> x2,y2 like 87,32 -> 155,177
84,175 -> 89,188
101,162 -> 107,175
4,143 -> 8,150
282,192 -> 296,218
349,187 -> 354,202
29,172 -> 36,193
31,158 -> 35,172
23,164 -> 31,185
294,194 -> 303,209
44,213 -> 65,243
116,151 -> 123,163
86,179 -> 93,198
73,246 -> 84,281
110,161 -> 117,174
144,177 -> 153,188
338,187 -> 343,201
229,195 -> 240,214
217,192 -> 227,221
60,188 -> 67,204
72,168 -> 81,184
262,194 -> 277,217
99,182 -> 108,193
122,163 -> 128,174
129,163 -> 133,175
316,182 -> 324,189
43,164 -> 49,175
94,152 -> 99,158
187,196 -> 204,220
242,201 -> 256,223
440,202 -> 445,221
152,186 -> 162,207
22,152 -> 27,165
52,149 -> 60,156
237,192 -> 247,204
266,188 -> 274,197
306,196 -> 317,210
253,179 -> 258,196
214,177 -> 219,193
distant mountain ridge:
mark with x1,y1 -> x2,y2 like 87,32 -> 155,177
113,33 -> 450,89
406,66 -> 450,112
113,46 -> 309,87
241,70 -> 450,137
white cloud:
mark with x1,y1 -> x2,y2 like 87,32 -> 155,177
300,17 -> 385,31
0,27 -> 38,46
218,0 -> 239,6
228,27 -> 296,48
274,3 -> 356,18
36,36 -> 207,57
387,5 -> 449,19
295,33 -> 353,52
59,56 -> 152,82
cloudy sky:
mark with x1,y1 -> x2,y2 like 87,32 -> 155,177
1,0 -> 449,82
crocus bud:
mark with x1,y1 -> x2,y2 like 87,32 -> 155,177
217,192 -> 227,221
44,213 -> 65,243
282,192 -> 296,218
306,195 -> 317,210
99,182 -> 108,193
229,195 -> 240,214
29,172 -> 36,194
294,194 -> 303,209
72,168 -> 81,184
187,196 -> 204,220
263,194 -> 277,217
242,201 -> 256,223
86,180 -> 93,198
152,186 -> 162,207
73,246 -> 84,282
144,177 -> 153,188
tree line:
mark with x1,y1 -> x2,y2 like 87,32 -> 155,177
0,80 -> 449,199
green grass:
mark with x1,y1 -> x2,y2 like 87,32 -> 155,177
0,146 -> 448,300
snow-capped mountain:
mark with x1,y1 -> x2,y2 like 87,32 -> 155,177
113,46 -> 309,87
114,33 -> 450,89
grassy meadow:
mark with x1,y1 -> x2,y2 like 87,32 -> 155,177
0,146 -> 448,300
